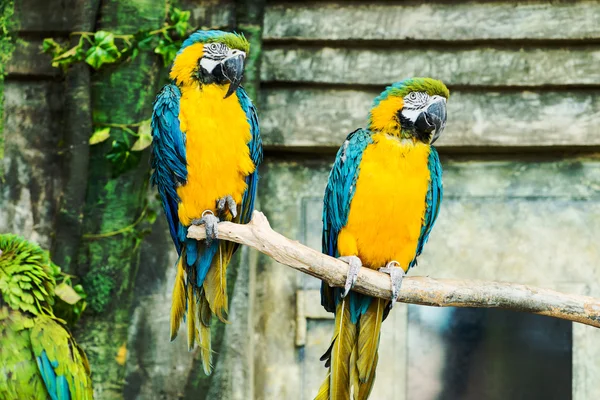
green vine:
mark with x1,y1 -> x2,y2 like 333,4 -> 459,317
82,204 -> 156,240
43,7 -> 192,70
42,7 -> 195,175
89,118 -> 152,175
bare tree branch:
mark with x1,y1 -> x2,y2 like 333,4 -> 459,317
188,211 -> 600,329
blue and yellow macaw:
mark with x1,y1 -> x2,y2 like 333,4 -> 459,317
150,30 -> 262,375
316,78 -> 448,399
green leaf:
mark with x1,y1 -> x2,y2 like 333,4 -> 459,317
42,38 -> 62,55
85,31 -> 121,69
106,139 -> 142,175
55,283 -> 83,305
174,21 -> 188,38
146,209 -> 158,225
171,8 -> 190,24
131,133 -> 152,151
89,127 -> 111,145
154,38 -> 179,67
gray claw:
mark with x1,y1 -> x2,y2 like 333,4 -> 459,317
217,195 -> 237,219
192,210 -> 220,244
378,261 -> 405,308
339,256 -> 362,298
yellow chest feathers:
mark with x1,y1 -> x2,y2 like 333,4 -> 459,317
338,134 -> 431,270
176,84 -> 255,226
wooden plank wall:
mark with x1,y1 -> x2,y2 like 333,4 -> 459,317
260,1 -> 600,149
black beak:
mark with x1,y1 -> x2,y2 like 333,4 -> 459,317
221,53 -> 245,99
414,99 -> 447,144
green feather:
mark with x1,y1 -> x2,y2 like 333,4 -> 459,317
0,235 -> 93,399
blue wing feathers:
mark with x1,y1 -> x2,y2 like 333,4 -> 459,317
411,147 -> 443,268
236,86 -> 263,225
151,84 -> 188,254
57,376 -> 71,400
36,350 -> 71,400
321,129 -> 373,315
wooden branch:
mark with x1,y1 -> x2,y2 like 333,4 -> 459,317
188,211 -> 600,329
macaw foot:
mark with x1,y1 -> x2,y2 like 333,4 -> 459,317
217,195 -> 237,219
191,210 -> 220,245
379,261 -> 405,309
338,255 -> 363,298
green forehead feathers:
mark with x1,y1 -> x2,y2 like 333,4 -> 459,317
374,78 -> 449,107
182,30 -> 250,54
205,33 -> 250,53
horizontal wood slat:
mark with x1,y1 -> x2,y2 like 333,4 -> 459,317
261,47 -> 600,87
260,88 -> 600,148
264,2 -> 600,42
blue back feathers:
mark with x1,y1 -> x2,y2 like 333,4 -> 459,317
151,84 -> 187,254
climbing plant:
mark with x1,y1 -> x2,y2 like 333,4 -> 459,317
43,7 -> 191,70
42,7 -> 194,175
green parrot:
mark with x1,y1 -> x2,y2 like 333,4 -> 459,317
0,234 -> 93,400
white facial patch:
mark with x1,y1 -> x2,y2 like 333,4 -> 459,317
199,57 -> 220,73
401,107 -> 422,123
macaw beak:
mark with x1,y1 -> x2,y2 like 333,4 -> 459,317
221,53 -> 245,99
414,98 -> 447,144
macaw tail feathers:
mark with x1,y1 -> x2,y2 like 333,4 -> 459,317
203,241 -> 234,322
357,298 -> 384,381
315,297 -> 384,400
169,250 -> 215,375
170,255 -> 187,341
199,293 -> 213,375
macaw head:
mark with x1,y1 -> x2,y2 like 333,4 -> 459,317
170,30 -> 250,98
369,78 -> 449,144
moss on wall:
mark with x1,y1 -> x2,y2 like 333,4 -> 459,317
0,0 -> 15,178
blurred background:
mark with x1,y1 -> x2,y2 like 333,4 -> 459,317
1,0 -> 599,399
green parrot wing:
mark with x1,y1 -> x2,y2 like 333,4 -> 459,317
0,307 -> 49,400
30,315 -> 93,400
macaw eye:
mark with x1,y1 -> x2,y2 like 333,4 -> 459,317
409,92 -> 418,101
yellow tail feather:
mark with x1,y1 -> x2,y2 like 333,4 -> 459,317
316,298 -> 385,400
170,256 -> 186,341
315,373 -> 331,400
203,242 -> 233,322
357,298 -> 384,381
349,347 -> 360,400
358,352 -> 378,400
198,293 -> 213,375
330,299 -> 356,400
187,283 -> 197,351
